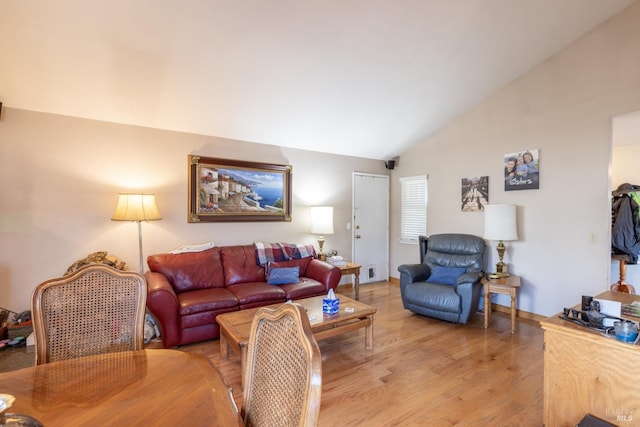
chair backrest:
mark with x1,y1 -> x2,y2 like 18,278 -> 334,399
421,233 -> 486,272
31,264 -> 147,365
419,235 -> 428,264
242,302 -> 322,427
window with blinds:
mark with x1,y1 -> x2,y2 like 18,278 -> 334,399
400,175 -> 427,243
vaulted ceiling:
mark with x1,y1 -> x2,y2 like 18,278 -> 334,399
1,1 -> 636,159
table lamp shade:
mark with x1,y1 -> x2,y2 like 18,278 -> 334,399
483,204 -> 518,241
310,206 -> 334,235
112,194 -> 162,222
310,206 -> 333,261
483,204 -> 517,276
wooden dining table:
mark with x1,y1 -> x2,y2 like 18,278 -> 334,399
0,349 -> 242,426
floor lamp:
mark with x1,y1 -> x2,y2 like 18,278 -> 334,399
111,193 -> 162,273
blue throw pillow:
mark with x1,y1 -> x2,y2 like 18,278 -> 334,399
267,266 -> 300,285
428,266 -> 466,285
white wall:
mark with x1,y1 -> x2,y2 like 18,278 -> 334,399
0,108 -> 386,311
390,2 -> 640,317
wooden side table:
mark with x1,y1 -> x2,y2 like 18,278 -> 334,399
481,274 -> 521,334
338,262 -> 361,300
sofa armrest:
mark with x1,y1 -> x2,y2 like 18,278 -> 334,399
145,271 -> 181,348
305,259 -> 341,292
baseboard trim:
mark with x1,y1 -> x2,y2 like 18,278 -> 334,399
490,302 -> 545,323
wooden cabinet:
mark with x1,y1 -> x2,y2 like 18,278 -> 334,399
540,291 -> 640,426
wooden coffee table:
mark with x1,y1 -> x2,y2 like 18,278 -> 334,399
217,294 -> 376,374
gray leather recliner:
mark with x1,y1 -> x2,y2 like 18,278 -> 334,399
397,233 -> 486,324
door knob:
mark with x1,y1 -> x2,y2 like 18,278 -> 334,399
355,235 -> 361,239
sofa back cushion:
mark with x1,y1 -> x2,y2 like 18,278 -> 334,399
221,245 -> 266,286
147,247 -> 225,293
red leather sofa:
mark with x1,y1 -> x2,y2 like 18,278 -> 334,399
145,244 -> 341,347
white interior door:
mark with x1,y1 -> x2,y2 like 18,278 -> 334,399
353,173 -> 389,284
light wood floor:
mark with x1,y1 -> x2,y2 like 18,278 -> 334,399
180,282 -> 544,426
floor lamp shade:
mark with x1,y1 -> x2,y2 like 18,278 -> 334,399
483,204 -> 518,275
111,193 -> 162,273
310,206 -> 334,260
111,194 -> 162,222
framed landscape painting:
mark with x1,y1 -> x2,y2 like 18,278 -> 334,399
504,148 -> 539,191
188,155 -> 292,222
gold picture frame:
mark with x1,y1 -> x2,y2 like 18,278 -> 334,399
188,155 -> 292,222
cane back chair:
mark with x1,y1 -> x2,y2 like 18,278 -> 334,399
31,264 -> 147,365
241,302 -> 322,427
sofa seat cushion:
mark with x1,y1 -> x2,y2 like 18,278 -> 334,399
181,306 -> 239,329
227,281 -> 287,306
403,282 -> 460,314
178,288 -> 239,316
279,278 -> 326,299
148,247 -> 225,293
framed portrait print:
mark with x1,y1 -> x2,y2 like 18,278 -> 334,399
504,148 -> 539,191
188,155 -> 292,222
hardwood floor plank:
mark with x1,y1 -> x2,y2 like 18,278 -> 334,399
180,281 -> 543,426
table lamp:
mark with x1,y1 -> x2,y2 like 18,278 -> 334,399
310,206 -> 334,261
112,193 -> 162,273
483,204 -> 518,277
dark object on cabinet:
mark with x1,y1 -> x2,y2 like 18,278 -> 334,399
577,413 -> 618,426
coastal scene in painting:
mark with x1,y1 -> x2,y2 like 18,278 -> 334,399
198,165 -> 285,214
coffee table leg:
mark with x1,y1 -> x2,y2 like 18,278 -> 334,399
354,270 -> 360,301
365,315 -> 373,350
241,346 -> 248,383
220,335 -> 229,360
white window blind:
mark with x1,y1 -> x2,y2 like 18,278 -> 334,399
400,175 -> 427,243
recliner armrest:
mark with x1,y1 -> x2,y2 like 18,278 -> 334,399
454,281 -> 482,324
398,264 -> 431,283
456,271 -> 483,285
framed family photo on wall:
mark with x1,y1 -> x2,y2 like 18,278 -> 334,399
188,155 -> 292,222
504,149 -> 539,191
